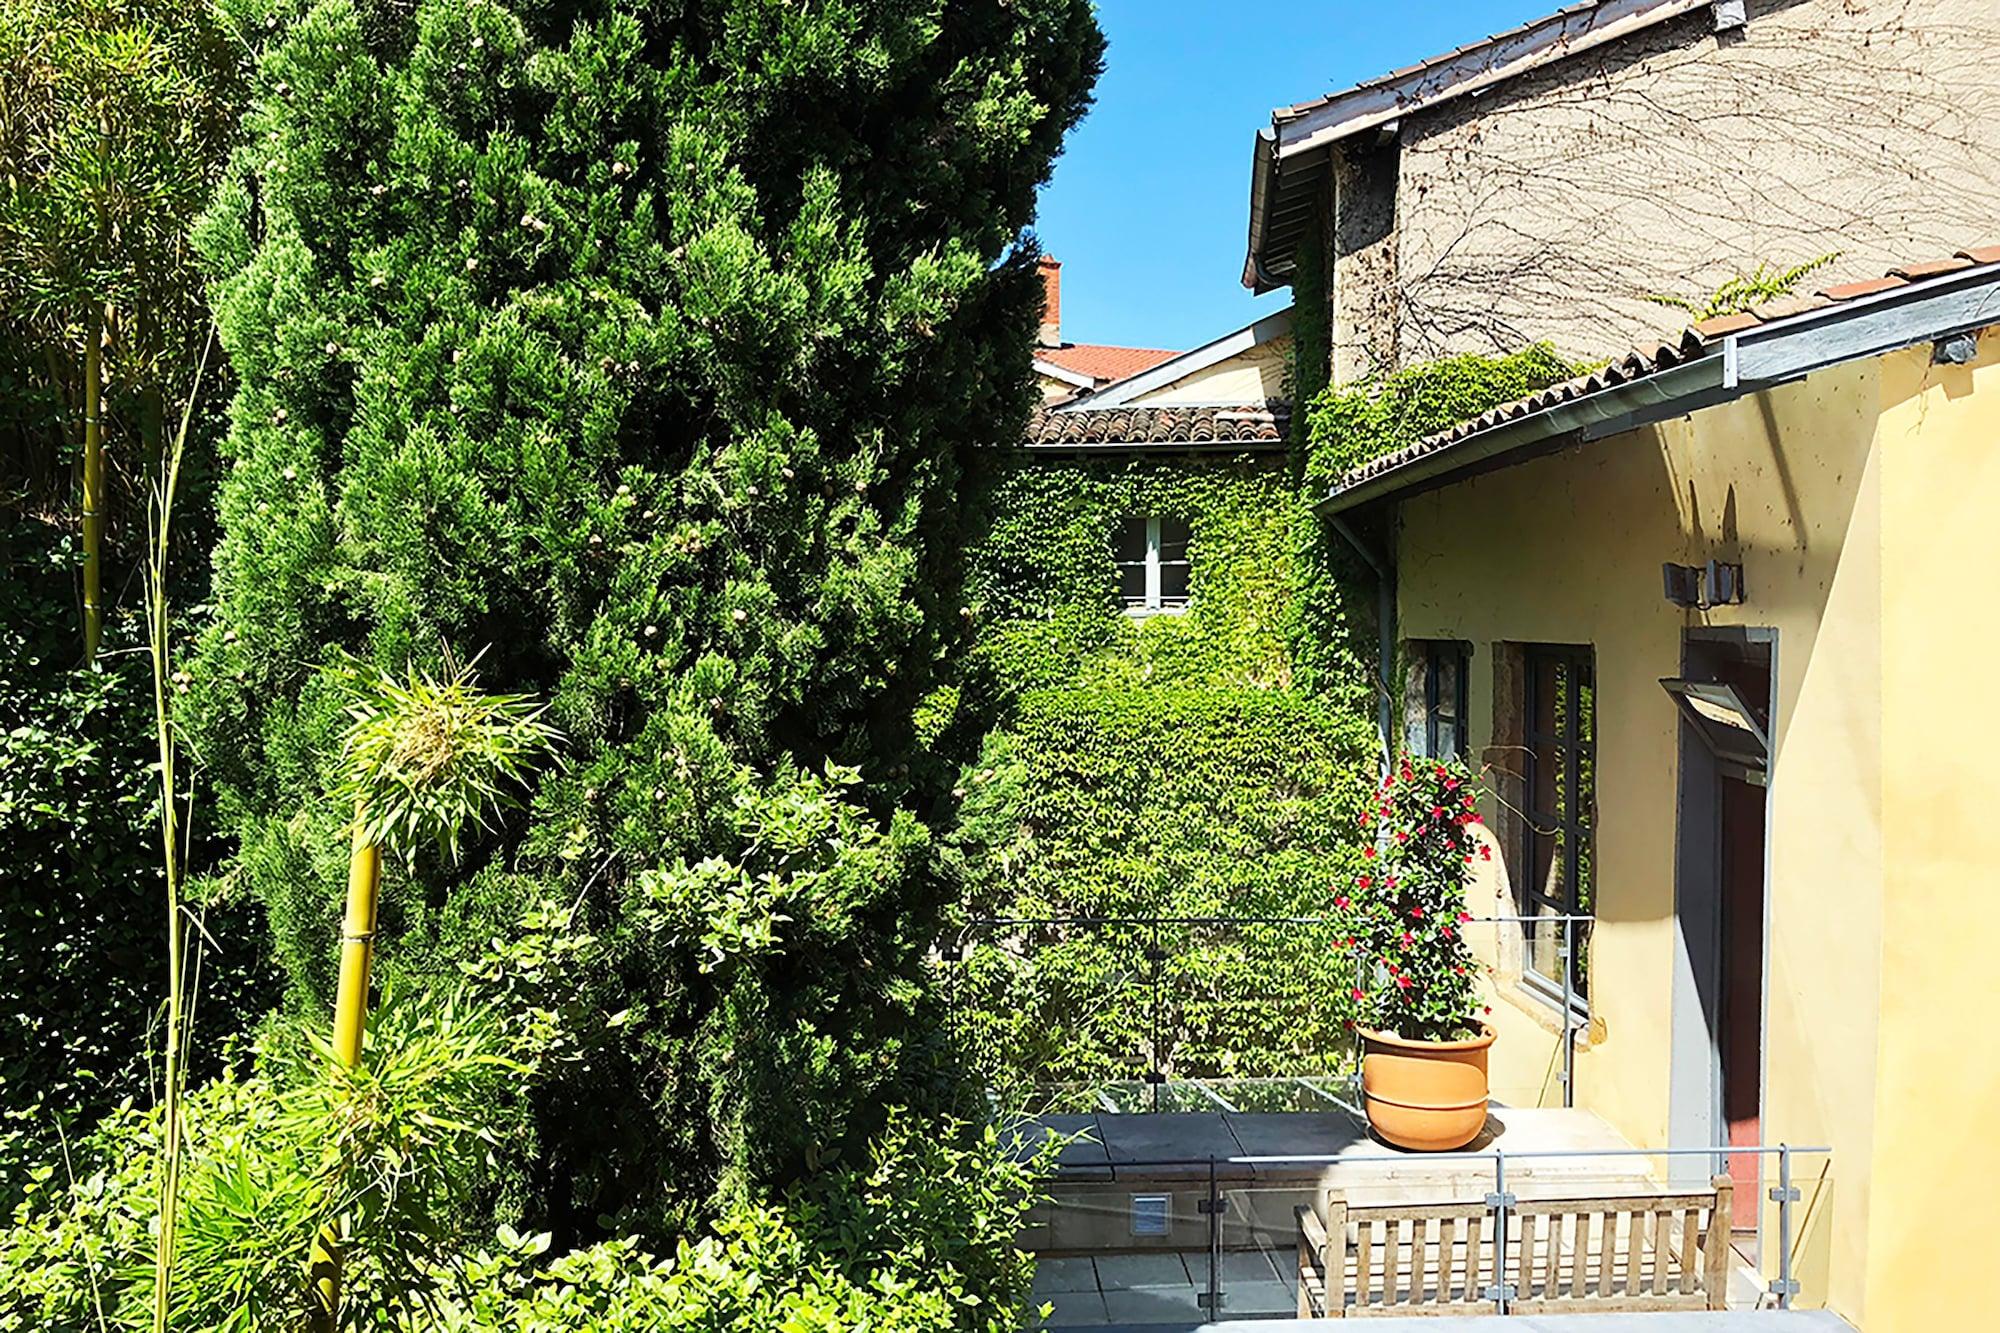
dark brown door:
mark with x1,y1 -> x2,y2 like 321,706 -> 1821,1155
1718,774 -> 1766,1230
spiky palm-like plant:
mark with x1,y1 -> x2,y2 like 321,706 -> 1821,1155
330,653 -> 562,865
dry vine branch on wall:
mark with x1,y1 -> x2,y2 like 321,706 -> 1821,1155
1387,0 -> 2000,362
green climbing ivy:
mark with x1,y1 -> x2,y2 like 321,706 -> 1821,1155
944,450 -> 1374,1106
943,344 -> 1581,1107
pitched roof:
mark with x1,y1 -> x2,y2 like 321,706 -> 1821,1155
1022,402 -> 1289,451
1274,0 -> 1704,139
1035,343 -> 1181,385
1322,245 -> 2000,510
1057,307 -> 1293,411
1244,0 -> 1710,291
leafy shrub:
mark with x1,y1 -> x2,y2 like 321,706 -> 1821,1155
0,511 -> 277,1167
0,987 -> 1046,1333
0,985 -> 530,1331
421,1112 -> 1046,1332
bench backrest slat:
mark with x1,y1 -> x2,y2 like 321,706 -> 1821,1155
1296,1174 -> 1735,1318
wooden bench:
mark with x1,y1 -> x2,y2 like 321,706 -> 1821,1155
1295,1175 -> 1734,1318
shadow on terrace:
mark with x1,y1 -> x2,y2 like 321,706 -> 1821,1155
934,916 -> 1830,1329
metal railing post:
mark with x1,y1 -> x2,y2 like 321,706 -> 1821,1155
1485,1148 -> 1514,1312
1560,916 -> 1576,1108
1770,1142 -> 1800,1308
1198,1155 -> 1225,1317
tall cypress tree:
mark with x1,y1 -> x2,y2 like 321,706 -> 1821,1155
191,0 -> 1100,1237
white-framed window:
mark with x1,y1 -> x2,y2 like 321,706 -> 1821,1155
1114,515 -> 1191,615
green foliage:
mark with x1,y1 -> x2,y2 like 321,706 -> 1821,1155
1338,755 -> 1487,1042
0,509 -> 277,1155
1648,253 -> 1838,323
947,451 -> 1376,1098
962,453 -> 1297,697
949,688 -> 1371,1100
417,1112 -> 1049,1332
0,985 -> 533,1331
1285,345 -> 1577,701
1299,344 -> 1576,488
185,0 -> 1105,1234
0,983 -> 1048,1333
1288,212 -> 1330,425
0,0 -> 243,504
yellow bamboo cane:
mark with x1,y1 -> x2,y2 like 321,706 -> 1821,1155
309,814 -> 382,1332
81,302 -> 105,666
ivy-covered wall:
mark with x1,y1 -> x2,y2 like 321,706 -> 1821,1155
945,450 -> 1373,1097
943,342 -> 1582,1102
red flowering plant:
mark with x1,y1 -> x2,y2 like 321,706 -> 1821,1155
1335,752 -> 1489,1042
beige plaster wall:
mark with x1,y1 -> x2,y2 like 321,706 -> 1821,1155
1388,0 -> 2000,366
1127,334 -> 1292,407
1393,354 -> 1888,1318
1864,335 -> 2000,1333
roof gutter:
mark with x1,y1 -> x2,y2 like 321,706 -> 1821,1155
1242,129 -> 1284,292
1318,352 -> 1729,516
1016,439 -> 1289,456
1316,260 -> 2000,517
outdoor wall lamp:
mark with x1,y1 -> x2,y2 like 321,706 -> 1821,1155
1663,560 -> 1745,609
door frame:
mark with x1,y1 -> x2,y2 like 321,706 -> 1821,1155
1666,626 -> 1777,1229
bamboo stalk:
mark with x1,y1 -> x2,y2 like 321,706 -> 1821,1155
82,302 -> 105,666
146,334 -> 211,1333
310,815 -> 383,1331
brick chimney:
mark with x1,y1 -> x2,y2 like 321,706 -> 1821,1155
1037,255 -> 1062,348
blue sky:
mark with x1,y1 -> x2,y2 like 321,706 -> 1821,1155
1034,0 -> 1560,351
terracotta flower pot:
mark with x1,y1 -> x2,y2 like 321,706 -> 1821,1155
1358,1023 -> 1496,1151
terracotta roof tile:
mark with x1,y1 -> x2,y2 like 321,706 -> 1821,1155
1035,343 -> 1180,384
1024,402 -> 1289,449
1817,275 -> 1905,301
1688,312 -> 1762,339
1332,242 -> 2000,498
1746,293 -> 1832,322
1891,257 -> 1974,280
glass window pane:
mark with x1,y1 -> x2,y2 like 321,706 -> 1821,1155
1113,516 -> 1147,564
1157,516 -> 1190,562
1435,650 -> 1460,721
1532,654 -> 1562,737
1158,559 -> 1190,604
1532,739 -> 1562,821
1118,561 -> 1147,605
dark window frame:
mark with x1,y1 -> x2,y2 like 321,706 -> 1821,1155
1419,640 -> 1471,761
1519,643 -> 1595,1004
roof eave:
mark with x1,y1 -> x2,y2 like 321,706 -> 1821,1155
1017,439 -> 1289,456
1274,0 -> 1708,160
1317,260 -> 2000,516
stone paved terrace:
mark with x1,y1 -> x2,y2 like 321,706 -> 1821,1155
1011,1105 -> 1775,1329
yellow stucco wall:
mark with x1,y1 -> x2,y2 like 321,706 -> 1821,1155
1393,346 -> 1910,1321
1863,338 -> 2000,1333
